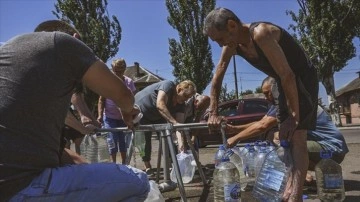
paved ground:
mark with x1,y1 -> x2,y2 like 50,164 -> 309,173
118,128 -> 360,202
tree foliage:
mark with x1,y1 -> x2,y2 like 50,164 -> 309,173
287,0 -> 360,125
219,84 -> 237,102
166,0 -> 215,93
53,0 -> 122,112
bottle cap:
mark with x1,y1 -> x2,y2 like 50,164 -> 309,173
219,145 -> 226,150
320,150 -> 332,159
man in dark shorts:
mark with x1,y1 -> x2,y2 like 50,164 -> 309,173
203,8 -> 319,201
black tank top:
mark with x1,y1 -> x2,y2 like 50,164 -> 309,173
236,22 -> 314,79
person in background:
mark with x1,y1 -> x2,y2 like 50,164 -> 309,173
97,58 -> 137,164
226,76 -> 348,186
203,8 -> 319,201
183,93 -> 210,151
135,80 -> 196,173
0,20 -> 149,201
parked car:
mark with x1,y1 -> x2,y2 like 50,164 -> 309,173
195,98 -> 271,147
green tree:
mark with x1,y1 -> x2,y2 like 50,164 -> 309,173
166,0 -> 215,93
287,0 -> 360,126
219,84 -> 237,102
255,86 -> 262,94
241,89 -> 254,95
53,0 -> 122,112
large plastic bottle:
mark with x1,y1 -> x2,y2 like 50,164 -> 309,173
252,140 -> 292,202
254,143 -> 267,179
214,145 -> 226,168
134,131 -> 146,157
315,150 -> 345,202
213,156 -> 241,202
244,144 -> 256,188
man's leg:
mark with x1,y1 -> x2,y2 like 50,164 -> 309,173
286,130 -> 308,202
9,164 -> 150,202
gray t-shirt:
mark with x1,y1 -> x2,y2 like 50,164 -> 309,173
135,80 -> 185,124
0,32 -> 98,198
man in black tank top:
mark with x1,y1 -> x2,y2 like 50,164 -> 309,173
203,7 -> 318,202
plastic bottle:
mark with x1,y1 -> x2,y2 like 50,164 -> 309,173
315,150 -> 345,202
134,131 -> 146,157
254,143 -> 267,179
214,145 -> 226,168
252,140 -> 292,202
213,156 -> 241,202
244,144 -> 256,188
96,133 -> 111,162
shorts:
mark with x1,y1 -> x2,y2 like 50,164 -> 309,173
9,163 -> 150,202
307,140 -> 346,169
276,70 -> 318,130
103,117 -> 127,154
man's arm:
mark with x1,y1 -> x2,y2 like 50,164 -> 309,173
156,90 -> 177,124
227,115 -> 277,147
208,46 -> 236,128
97,96 -> 106,124
71,93 -> 101,127
82,60 -> 137,128
65,111 -> 96,135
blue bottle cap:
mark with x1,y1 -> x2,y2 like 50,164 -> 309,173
222,156 -> 230,162
226,149 -> 234,156
219,145 -> 226,150
320,150 -> 332,159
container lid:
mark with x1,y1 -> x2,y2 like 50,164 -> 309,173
280,140 -> 290,148
320,150 -> 332,159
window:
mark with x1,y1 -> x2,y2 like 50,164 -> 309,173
219,103 -> 239,117
242,101 -> 269,114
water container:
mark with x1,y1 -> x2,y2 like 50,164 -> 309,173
315,150 -> 345,202
244,145 -> 256,188
252,140 -> 292,202
254,143 -> 267,178
80,133 -> 111,163
226,149 -> 243,177
214,145 -> 226,168
213,156 -> 241,202
134,131 -> 146,157
170,151 -> 196,184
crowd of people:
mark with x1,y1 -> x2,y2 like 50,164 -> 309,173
0,6 -> 349,202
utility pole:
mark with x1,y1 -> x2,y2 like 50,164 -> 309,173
233,56 -> 239,99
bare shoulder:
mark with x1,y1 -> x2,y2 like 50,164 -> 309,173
252,23 -> 281,43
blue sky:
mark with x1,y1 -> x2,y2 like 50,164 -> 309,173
1,0 -> 359,106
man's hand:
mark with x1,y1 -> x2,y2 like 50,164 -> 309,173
226,136 -> 237,148
279,116 -> 297,142
81,124 -> 98,135
225,124 -> 237,134
122,106 -> 141,129
207,114 -> 226,133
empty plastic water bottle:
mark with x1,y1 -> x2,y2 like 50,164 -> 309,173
213,155 -> 241,202
254,143 -> 267,178
315,150 -> 345,202
252,140 -> 292,202
214,145 -> 226,168
244,144 -> 256,188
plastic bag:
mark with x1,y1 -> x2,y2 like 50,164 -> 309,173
170,151 -> 196,184
144,180 -> 165,202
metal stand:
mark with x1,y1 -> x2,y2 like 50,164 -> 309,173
97,123 -> 211,202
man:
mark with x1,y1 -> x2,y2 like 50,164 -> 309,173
183,93 -> 210,150
98,58 -> 137,164
0,20 -> 149,201
135,80 -> 196,172
226,77 -> 349,184
203,8 -> 319,201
